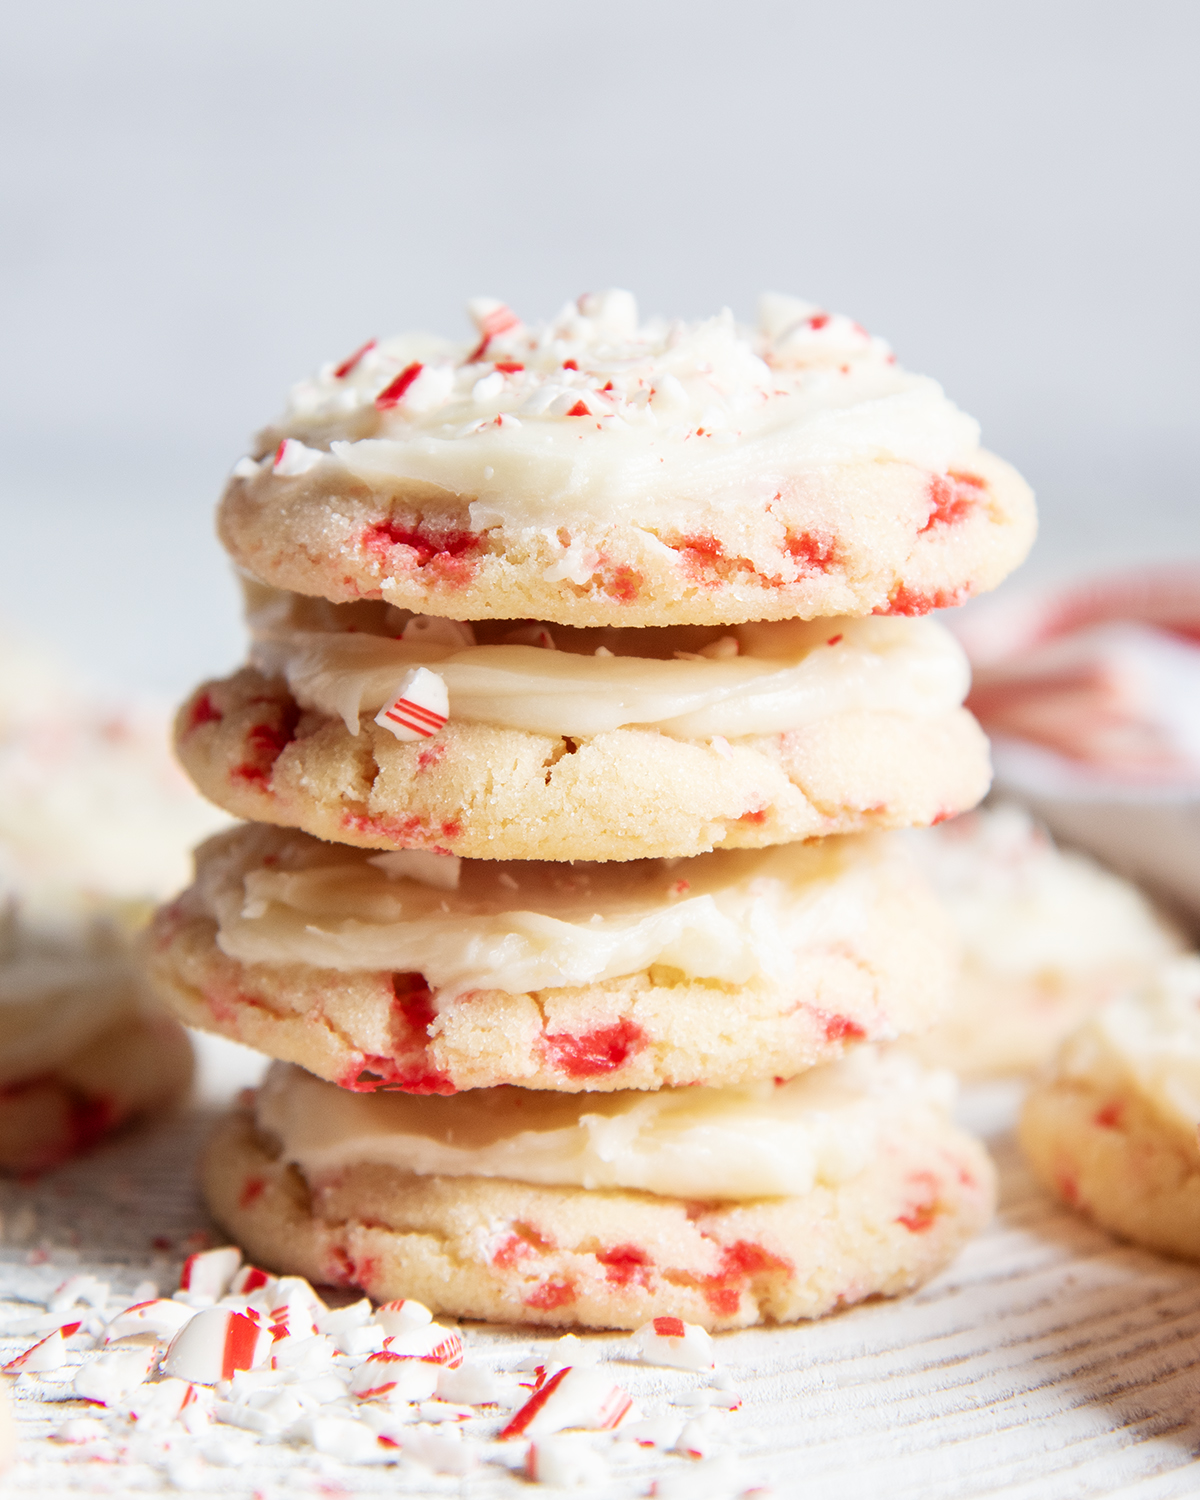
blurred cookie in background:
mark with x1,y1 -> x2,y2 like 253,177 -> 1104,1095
905,803 -> 1184,1077
0,632 -> 227,1170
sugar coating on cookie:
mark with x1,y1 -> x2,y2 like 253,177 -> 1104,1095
218,291 -> 1035,626
203,1048 -> 996,1329
1021,957 -> 1200,1259
144,823 -> 957,1093
174,604 -> 992,861
906,804 -> 1183,1076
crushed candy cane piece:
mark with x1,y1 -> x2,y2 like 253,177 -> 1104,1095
49,1274 -> 109,1314
162,1306 -> 271,1384
527,1432 -> 607,1486
104,1299 -> 194,1343
499,1366 -> 634,1439
401,615 -> 476,649
436,1361 -> 507,1405
4,1321 -> 80,1373
399,1425 -> 476,1474
375,1298 -> 434,1335
674,1414 -> 715,1460
617,1414 -> 685,1449
270,1333 -> 337,1376
127,1377 -> 213,1429
349,1351 -> 438,1402
384,1321 -> 463,1366
272,437 -> 325,476
73,1346 -> 156,1404
633,1317 -> 716,1371
228,1264 -> 274,1296
178,1246 -> 242,1300
307,1414 -> 392,1464
232,456 -> 261,479
369,849 -> 461,891
374,666 -> 449,742
53,1416 -> 109,1444
333,338 -> 377,379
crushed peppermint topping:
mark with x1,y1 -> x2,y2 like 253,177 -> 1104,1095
0,1247 -> 755,1488
276,289 -> 899,441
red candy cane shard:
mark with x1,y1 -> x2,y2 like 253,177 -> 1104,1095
374,667 -> 450,743
178,1246 -> 242,1299
375,361 -> 424,409
333,338 -> 377,379
499,1366 -> 633,1439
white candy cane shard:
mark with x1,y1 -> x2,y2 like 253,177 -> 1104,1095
162,1307 -> 271,1384
272,438 -> 325,476
177,1246 -> 242,1300
375,1298 -> 433,1336
228,1264 -> 274,1296
73,1347 -> 157,1404
49,1274 -> 109,1313
374,667 -> 449,741
499,1366 -> 634,1439
526,1433 -> 607,1486
673,1414 -> 715,1460
383,1322 -> 463,1366
4,1321 -> 80,1373
396,1426 -> 476,1475
632,1317 -> 716,1371
53,1416 -> 108,1444
104,1299 -> 194,1343
435,1361 -> 507,1405
307,1415 -> 392,1464
349,1352 -> 438,1402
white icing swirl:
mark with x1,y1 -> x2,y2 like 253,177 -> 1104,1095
238,291 -> 982,531
202,826 -> 917,1003
256,1047 -> 957,1201
247,595 -> 970,740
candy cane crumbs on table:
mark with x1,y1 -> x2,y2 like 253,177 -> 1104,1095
633,1317 -> 716,1372
374,666 -> 449,742
73,1346 -> 157,1404
103,1299 -> 192,1343
177,1245 -> 242,1300
498,1365 -> 636,1439
375,1296 -> 434,1334
3,1321 -> 81,1373
383,1321 -> 464,1366
161,1306 -> 271,1383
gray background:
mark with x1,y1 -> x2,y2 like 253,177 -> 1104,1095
3,0 -> 1197,696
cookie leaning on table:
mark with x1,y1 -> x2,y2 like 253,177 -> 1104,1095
217,291 -> 1036,628
144,823 -> 957,1094
175,592 -> 991,862
1020,957 -> 1200,1259
204,1051 -> 996,1330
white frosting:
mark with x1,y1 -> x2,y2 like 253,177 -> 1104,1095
203,826 -> 908,1002
903,804 -> 1179,979
256,1047 -> 956,1201
238,291 -> 982,530
1055,958 -> 1200,1138
247,592 -> 970,739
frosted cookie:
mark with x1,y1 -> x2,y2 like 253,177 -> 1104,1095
0,637 -> 229,914
204,1050 -> 996,1330
144,823 -> 956,1093
0,896 -> 193,1173
1020,958 -> 1200,1260
905,804 -> 1182,1076
175,597 -> 990,862
217,291 -> 1035,628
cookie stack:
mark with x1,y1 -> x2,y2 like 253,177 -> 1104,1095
146,291 -> 1034,1329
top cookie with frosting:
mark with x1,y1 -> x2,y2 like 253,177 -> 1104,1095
219,292 -> 1036,627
